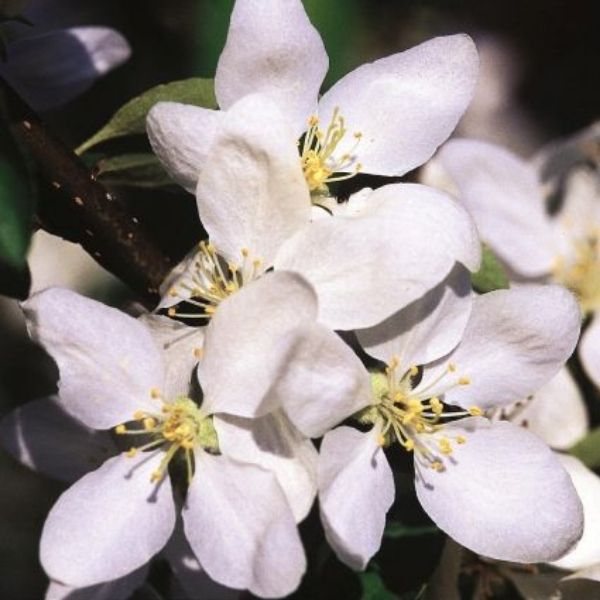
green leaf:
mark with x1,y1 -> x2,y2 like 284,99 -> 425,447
76,78 -> 217,154
0,115 -> 34,268
95,153 -> 173,188
471,246 -> 510,293
384,522 -> 438,539
570,427 -> 600,468
359,571 -> 398,600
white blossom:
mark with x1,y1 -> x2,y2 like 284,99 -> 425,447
266,274 -> 584,568
18,274 -> 321,597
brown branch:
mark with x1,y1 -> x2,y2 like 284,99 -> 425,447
0,76 -> 171,304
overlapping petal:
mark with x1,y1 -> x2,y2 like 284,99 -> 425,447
195,94 -> 311,266
415,418 -> 583,563
579,314 -> 600,389
214,410 -> 318,522
23,288 -> 164,429
431,138 -> 557,277
275,183 -> 481,330
40,453 -> 176,587
318,426 -> 394,570
146,102 -> 222,192
356,264 -> 472,367
198,271 -> 318,417
552,455 -> 600,571
512,368 -> 588,450
267,323 -> 371,438
318,35 -> 478,176
215,0 -> 328,135
0,396 -> 117,483
184,452 -> 305,598
417,285 -> 581,410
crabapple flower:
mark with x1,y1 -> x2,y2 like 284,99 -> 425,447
146,0 -> 478,197
22,272 -> 320,597
159,98 -> 480,330
423,138 -> 600,388
0,399 -> 238,600
267,272 -> 584,569
0,27 -> 130,111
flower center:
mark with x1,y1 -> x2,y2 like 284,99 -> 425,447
115,394 -> 218,483
166,241 -> 263,320
553,232 -> 600,314
356,357 -> 481,472
300,107 -> 362,197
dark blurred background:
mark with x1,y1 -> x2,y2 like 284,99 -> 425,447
1,0 -> 599,598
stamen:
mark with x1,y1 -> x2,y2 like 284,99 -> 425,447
300,107 -> 362,196
166,243 -> 263,319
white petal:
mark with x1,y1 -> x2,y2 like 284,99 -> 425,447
269,322 -> 371,438
552,455 -> 600,571
23,288 -> 164,429
164,523 -> 240,600
184,453 -> 306,598
199,271 -> 318,418
275,183 -> 480,330
356,264 -> 472,366
317,35 -> 478,176
579,314 -> 600,389
418,285 -> 581,410
0,27 -> 130,111
318,426 -> 394,570
512,368 -> 588,450
139,314 -> 204,398
0,396 -> 117,482
146,102 -> 222,192
215,0 -> 327,135
196,94 -> 311,266
157,246 -> 197,310
431,138 -> 557,277
214,411 -> 318,522
45,567 -> 148,600
40,453 -> 176,587
415,418 -> 583,563
554,168 -> 600,240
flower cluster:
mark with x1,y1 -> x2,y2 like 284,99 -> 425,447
2,0 -> 599,598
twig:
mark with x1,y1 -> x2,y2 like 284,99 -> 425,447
0,76 -> 171,303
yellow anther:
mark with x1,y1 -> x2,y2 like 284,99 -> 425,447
115,424 -> 127,435
438,438 -> 453,455
150,388 -> 161,399
409,365 -> 419,377
167,307 -> 177,317
456,435 -> 467,444
307,115 -> 319,127
404,438 -> 415,451
431,461 -> 444,472
389,356 -> 400,369
143,417 -> 156,430
168,287 -> 178,297
377,434 -> 386,447
133,410 -> 145,420
458,376 -> 471,386
193,347 -> 203,359
468,406 -> 483,416
204,306 -> 216,315
125,447 -> 138,458
241,248 -> 249,257
430,396 -> 443,416
448,363 -> 457,372
354,132 -> 363,139
150,470 -> 164,483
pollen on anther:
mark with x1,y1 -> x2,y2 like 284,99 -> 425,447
150,388 -> 161,399
193,347 -> 203,359
115,424 -> 127,435
468,406 -> 483,416
458,376 -> 471,386
126,447 -> 137,458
